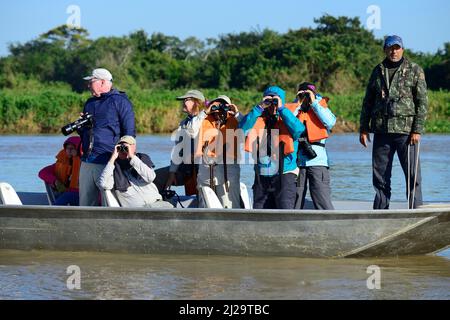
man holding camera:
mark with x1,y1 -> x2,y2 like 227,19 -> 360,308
97,136 -> 172,208
292,82 -> 336,210
240,86 -> 305,209
360,35 -> 428,209
196,95 -> 243,208
78,68 -> 136,206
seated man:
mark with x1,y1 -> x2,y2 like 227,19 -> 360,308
97,136 -> 173,208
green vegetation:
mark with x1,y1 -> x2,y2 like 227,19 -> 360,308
1,87 -> 448,134
0,14 -> 449,133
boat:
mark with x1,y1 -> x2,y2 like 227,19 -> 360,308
0,182 -> 449,258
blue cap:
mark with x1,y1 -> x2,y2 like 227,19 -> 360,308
263,86 -> 285,105
384,35 -> 403,49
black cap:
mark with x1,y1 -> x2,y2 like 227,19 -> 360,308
297,82 -> 317,93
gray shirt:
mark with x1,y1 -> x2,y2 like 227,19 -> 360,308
98,156 -> 162,207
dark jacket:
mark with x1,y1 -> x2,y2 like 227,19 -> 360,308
360,58 -> 428,135
80,89 -> 136,164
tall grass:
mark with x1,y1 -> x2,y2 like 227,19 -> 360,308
0,87 -> 448,134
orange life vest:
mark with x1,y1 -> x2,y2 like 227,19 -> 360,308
54,150 -> 81,191
244,103 -> 298,156
288,98 -> 329,143
196,114 -> 239,161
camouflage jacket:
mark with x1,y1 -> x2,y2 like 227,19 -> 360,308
360,58 -> 428,134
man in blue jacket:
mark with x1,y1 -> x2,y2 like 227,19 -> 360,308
239,86 -> 305,209
78,68 -> 136,206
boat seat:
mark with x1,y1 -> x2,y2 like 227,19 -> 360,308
0,182 -> 23,205
44,182 -> 58,205
239,182 -> 252,209
100,189 -> 121,207
200,186 -> 223,209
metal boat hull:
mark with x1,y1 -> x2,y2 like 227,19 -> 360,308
1,204 -> 449,258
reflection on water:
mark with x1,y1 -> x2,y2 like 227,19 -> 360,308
0,249 -> 449,300
0,134 -> 449,299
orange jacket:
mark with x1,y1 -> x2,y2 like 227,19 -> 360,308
197,114 -> 239,161
244,103 -> 298,156
288,98 -> 329,142
54,150 -> 81,191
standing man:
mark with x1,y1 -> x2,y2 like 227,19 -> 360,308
359,35 -> 428,209
79,68 -> 136,206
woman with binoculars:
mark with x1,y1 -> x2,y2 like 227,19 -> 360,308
196,95 -> 243,208
292,82 -> 336,210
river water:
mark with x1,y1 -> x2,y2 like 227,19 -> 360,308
0,134 -> 449,299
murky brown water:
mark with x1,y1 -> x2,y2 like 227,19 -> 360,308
0,249 -> 448,300
1,134 -> 449,299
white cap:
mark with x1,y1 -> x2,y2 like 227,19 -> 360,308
83,68 -> 113,81
210,95 -> 231,105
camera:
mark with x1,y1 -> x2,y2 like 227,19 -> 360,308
61,113 -> 93,136
117,144 -> 129,153
299,137 -> 317,160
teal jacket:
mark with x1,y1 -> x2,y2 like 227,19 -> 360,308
239,105 -> 305,176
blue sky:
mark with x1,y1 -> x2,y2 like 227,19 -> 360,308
0,0 -> 449,57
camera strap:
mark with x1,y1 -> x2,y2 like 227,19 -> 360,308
311,142 -> 325,147
223,143 -> 229,193
87,126 -> 94,157
279,142 -> 285,190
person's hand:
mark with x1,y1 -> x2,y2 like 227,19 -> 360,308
297,90 -> 316,105
410,133 -> 421,145
359,132 -> 371,148
274,96 -> 283,108
260,96 -> 273,109
54,180 -> 67,193
127,144 -> 137,159
165,172 -> 177,189
68,147 -> 78,158
205,104 -> 214,115
227,104 -> 239,116
110,145 -> 120,162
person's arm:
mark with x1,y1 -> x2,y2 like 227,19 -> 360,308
130,156 -> 156,183
238,105 -> 264,135
279,107 -> 305,141
311,96 -> 336,131
185,111 -> 207,138
97,161 -> 115,190
411,66 -> 428,135
235,112 -> 244,123
360,68 -> 378,134
118,97 -> 136,137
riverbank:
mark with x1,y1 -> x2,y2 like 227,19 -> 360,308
0,88 -> 448,134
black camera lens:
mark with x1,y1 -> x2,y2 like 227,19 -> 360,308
61,113 -> 93,136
